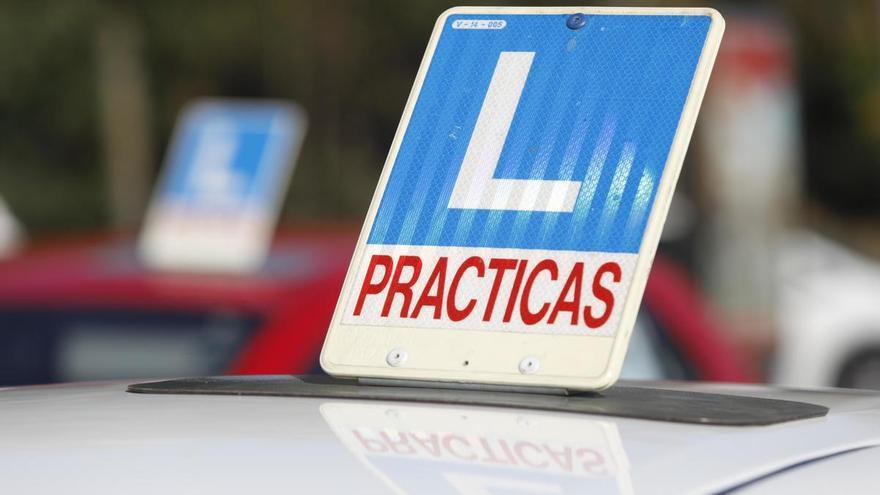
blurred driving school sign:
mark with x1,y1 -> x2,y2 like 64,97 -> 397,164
322,7 -> 724,390
139,99 -> 306,273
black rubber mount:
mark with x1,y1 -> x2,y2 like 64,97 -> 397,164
128,375 -> 829,426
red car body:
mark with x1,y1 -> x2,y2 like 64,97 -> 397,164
0,225 -> 756,384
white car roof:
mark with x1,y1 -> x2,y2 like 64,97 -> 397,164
1,380 -> 879,494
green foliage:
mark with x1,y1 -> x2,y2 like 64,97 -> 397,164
0,1 -> 103,231
0,0 -> 878,233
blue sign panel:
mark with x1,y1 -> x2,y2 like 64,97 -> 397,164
159,100 -> 304,213
368,14 -> 709,253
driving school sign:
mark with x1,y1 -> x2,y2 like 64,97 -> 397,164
139,99 -> 306,273
322,7 -> 724,390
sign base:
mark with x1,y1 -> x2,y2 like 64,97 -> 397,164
358,377 -> 572,396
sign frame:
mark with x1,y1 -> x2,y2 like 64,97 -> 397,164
322,6 -> 724,390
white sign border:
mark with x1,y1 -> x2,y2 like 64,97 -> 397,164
321,6 -> 725,391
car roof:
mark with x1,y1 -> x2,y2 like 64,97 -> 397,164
1,380 -> 878,494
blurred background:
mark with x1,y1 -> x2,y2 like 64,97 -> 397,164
2,0 -> 880,390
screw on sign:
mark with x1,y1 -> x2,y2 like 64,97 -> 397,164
321,8 -> 724,390
387,348 -> 408,367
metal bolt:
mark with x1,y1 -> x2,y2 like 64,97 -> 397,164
566,13 -> 588,31
519,356 -> 540,374
386,348 -> 407,367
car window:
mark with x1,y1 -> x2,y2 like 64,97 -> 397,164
0,308 -> 260,386
620,311 -> 691,381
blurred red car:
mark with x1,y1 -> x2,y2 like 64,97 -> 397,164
0,226 -> 756,385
